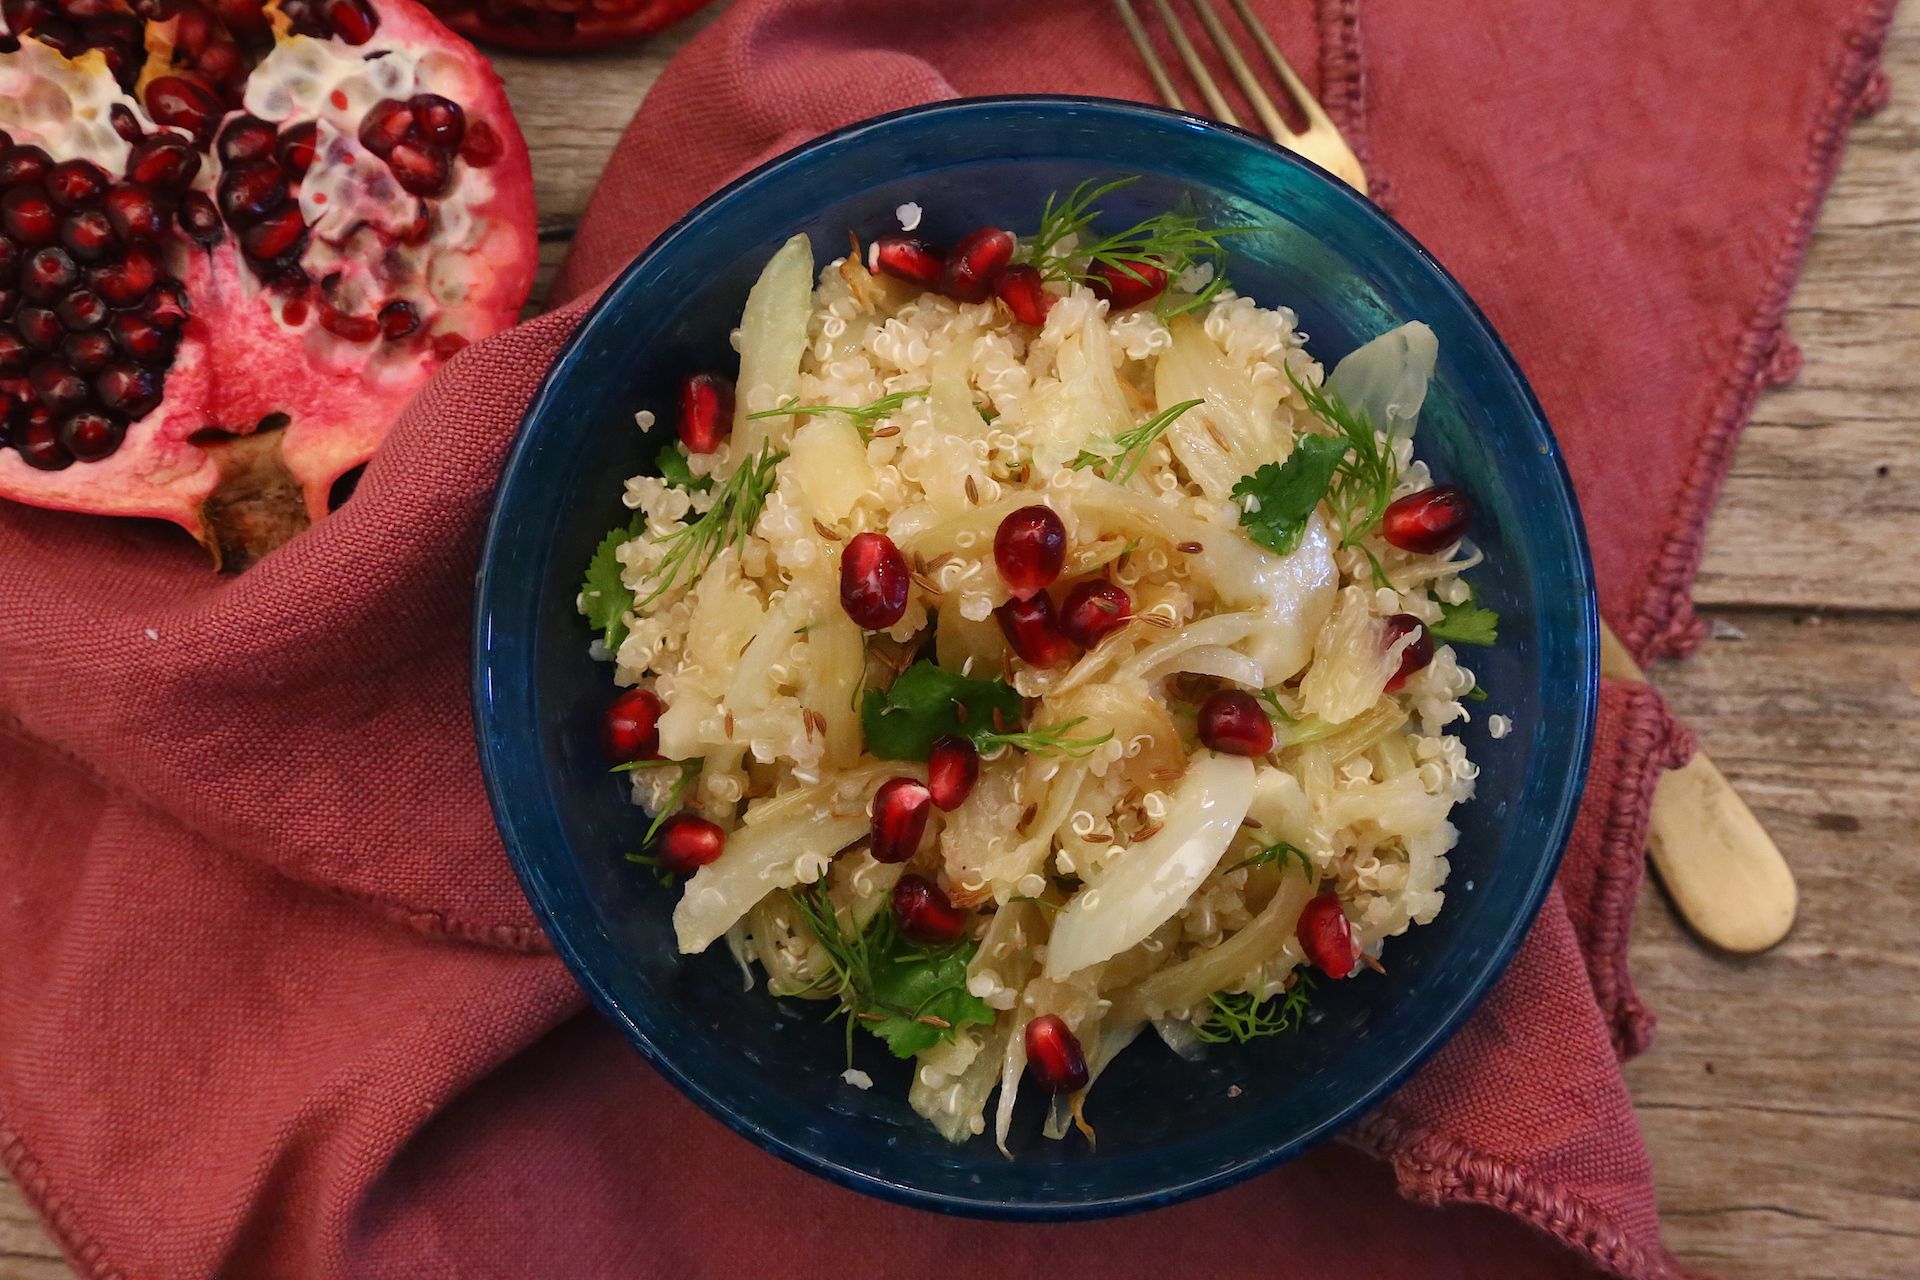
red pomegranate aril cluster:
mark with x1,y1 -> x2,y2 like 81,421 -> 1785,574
1024,1014 -> 1090,1094
993,504 -> 1066,600
1298,891 -> 1359,978
601,687 -> 663,762
926,735 -> 979,811
891,873 -> 969,944
939,226 -> 1016,304
839,531 -> 910,631
867,224 -> 1074,319
677,371 -> 733,455
1381,613 -> 1435,693
359,94 -> 491,199
1381,484 -> 1473,554
869,776 -> 932,864
653,812 -> 725,875
1196,689 -> 1275,756
994,593 -> 1076,668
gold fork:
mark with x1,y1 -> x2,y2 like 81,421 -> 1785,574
1118,0 -> 1797,955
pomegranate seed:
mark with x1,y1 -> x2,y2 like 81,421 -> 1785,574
142,74 -> 221,144
2,187 -> 57,246
1298,891 -> 1358,978
939,226 -> 1016,304
15,306 -> 61,351
239,204 -> 307,261
281,297 -> 309,326
358,99 -> 414,159
838,531 -> 910,630
378,299 -> 420,340
178,191 -> 223,245
601,687 -> 662,762
1382,614 -> 1435,693
142,280 -> 190,329
0,238 -> 13,276
170,1 -> 212,50
459,120 -> 502,168
218,161 -> 288,227
58,408 -> 123,461
653,813 -> 725,875
324,0 -> 378,43
194,38 -> 247,87
1059,579 -> 1132,647
1196,689 -> 1275,756
217,116 -> 279,165
29,359 -> 88,412
676,371 -> 733,455
96,363 -> 161,417
275,122 -> 319,178
891,873 -> 969,944
109,104 -> 143,143
1381,485 -> 1473,554
869,776 -> 932,864
91,248 -> 158,306
320,306 -> 381,344
0,331 -> 29,374
993,504 -> 1067,600
387,143 -> 453,197
1024,1014 -> 1089,1093
1088,258 -> 1168,310
926,735 -> 979,811
108,312 -> 172,365
16,409 -> 73,471
45,158 -> 107,210
868,233 -> 942,288
101,184 -> 162,244
61,331 -> 115,373
994,593 -> 1076,667
125,136 -> 199,191
993,263 -> 1054,325
54,289 -> 106,332
408,94 -> 464,150
22,246 -> 77,301
0,146 -> 51,186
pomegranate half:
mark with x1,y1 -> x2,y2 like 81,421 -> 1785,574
0,0 -> 537,567
420,0 -> 708,53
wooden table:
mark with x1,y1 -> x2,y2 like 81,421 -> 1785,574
4,8 -> 1916,1277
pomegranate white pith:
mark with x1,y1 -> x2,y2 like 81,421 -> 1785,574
0,0 -> 535,560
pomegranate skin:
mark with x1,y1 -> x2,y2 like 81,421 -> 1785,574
1298,891 -> 1359,978
601,687 -> 663,762
926,735 -> 979,811
869,777 -> 932,865
1381,485 -> 1473,554
421,0 -> 710,52
993,504 -> 1067,600
891,873 -> 969,944
1024,1014 -> 1090,1093
1382,614 -> 1435,692
1196,689 -> 1275,756
838,531 -> 910,631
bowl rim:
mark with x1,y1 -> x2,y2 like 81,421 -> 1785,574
473,93 -> 1599,1220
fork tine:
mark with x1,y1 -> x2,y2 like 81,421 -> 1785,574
1224,0 -> 1338,133
1113,0 -> 1188,112
1148,0 -> 1240,127
1183,0 -> 1292,142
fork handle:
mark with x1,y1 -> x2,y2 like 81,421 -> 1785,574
1599,623 -> 1797,953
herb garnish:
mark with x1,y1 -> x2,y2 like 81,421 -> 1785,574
580,514 -> 644,650
1022,178 -> 1251,310
977,716 -> 1115,759
1225,840 -> 1314,878
1193,975 -> 1314,1044
1230,433 -> 1348,556
1233,366 -> 1401,558
748,390 -> 926,441
1429,590 -> 1500,647
655,443 -> 712,493
1288,366 -> 1399,548
1070,398 -> 1205,484
636,445 -> 786,607
784,880 -> 994,1060
1464,683 -> 1489,703
859,661 -> 1024,761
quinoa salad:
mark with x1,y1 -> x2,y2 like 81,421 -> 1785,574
578,180 -> 1500,1149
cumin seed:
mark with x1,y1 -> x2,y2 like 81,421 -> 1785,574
965,475 -> 980,504
870,424 -> 901,439
812,518 -> 842,542
1176,540 -> 1203,554
917,1015 -> 952,1029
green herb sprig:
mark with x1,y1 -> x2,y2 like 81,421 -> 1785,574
1288,366 -> 1399,549
749,390 -> 926,441
1225,840 -> 1315,878
1022,178 -> 1251,307
580,514 -> 644,650
1193,975 -> 1315,1045
637,445 -> 786,608
1070,398 -> 1205,484
1429,589 -> 1500,647
976,716 -> 1115,759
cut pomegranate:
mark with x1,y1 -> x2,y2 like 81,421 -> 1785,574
869,776 -> 932,865
867,233 -> 943,289
993,263 -> 1054,325
601,686 -> 663,762
993,504 -> 1067,600
1196,689 -> 1275,756
1381,484 -> 1473,554
1382,613 -> 1435,693
1088,258 -> 1168,310
676,371 -> 733,455
418,0 -> 710,52
938,226 -> 1016,304
1024,1014 -> 1089,1094
1059,578 -> 1132,648
994,593 -> 1076,668
926,735 -> 979,812
1298,891 -> 1359,978
653,812 -> 725,875
839,531 -> 910,631
891,873 -> 969,945
0,0 -> 537,567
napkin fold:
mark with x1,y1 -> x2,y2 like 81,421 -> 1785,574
0,0 -> 1892,1275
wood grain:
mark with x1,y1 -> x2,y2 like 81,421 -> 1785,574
4,5 -> 1917,1277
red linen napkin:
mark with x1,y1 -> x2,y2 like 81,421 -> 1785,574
0,1 -> 1893,1275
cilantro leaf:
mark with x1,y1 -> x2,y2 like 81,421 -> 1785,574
580,515 -> 643,650
1430,597 -> 1499,647
1231,434 -> 1348,555
866,937 -> 995,1058
655,444 -> 712,493
860,661 -> 1024,761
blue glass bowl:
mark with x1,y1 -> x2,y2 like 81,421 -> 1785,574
473,97 -> 1596,1219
